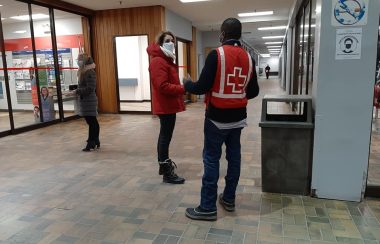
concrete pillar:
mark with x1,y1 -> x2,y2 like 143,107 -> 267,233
311,0 -> 380,201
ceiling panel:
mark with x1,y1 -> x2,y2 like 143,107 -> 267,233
1,0 -> 296,53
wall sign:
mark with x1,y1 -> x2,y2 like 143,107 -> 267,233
332,0 -> 368,26
335,28 -> 362,60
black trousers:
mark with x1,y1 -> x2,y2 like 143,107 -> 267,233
84,116 -> 100,142
266,72 -> 269,79
157,114 -> 176,162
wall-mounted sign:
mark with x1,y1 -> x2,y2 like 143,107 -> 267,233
335,28 -> 362,60
332,0 -> 368,26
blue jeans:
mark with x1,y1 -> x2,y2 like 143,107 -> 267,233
200,118 -> 243,211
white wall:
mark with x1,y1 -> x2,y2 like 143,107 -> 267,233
115,36 -> 150,101
259,57 -> 280,73
165,9 -> 192,41
202,31 -> 219,50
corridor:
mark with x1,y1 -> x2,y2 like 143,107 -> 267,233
0,78 -> 379,244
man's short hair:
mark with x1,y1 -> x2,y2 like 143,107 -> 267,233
221,18 -> 242,40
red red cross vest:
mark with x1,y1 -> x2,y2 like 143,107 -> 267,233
206,45 -> 253,109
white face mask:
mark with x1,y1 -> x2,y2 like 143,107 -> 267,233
162,42 -> 175,53
77,60 -> 84,67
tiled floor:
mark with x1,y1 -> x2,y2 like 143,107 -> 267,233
0,78 -> 379,244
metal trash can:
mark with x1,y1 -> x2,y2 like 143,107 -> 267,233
259,95 -> 314,195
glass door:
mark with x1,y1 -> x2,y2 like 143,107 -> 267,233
177,39 -> 190,102
367,19 -> 380,197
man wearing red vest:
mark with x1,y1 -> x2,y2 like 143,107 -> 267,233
184,18 -> 259,221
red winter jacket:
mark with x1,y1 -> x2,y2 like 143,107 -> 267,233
147,43 -> 185,115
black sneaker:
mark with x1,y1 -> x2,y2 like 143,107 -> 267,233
219,193 -> 235,212
185,206 -> 217,221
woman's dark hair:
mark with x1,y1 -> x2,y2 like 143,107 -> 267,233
156,31 -> 176,46
221,18 -> 242,40
41,86 -> 49,99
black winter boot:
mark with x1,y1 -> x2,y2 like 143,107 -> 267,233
82,140 -> 96,152
159,159 -> 185,184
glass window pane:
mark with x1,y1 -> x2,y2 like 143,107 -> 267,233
54,10 -> 90,118
32,5 -> 58,123
303,1 -> 311,95
2,0 -> 42,128
0,50 -> 11,132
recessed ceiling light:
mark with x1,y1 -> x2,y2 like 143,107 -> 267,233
260,54 -> 271,57
179,0 -> 211,2
265,41 -> 283,45
267,46 -> 282,48
258,26 -> 287,31
10,13 -> 49,21
268,49 -> 281,51
262,36 -> 284,39
13,30 -> 27,34
238,11 -> 273,17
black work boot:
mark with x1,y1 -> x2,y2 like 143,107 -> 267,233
159,159 -> 185,184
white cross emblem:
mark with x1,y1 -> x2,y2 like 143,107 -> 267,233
226,67 -> 247,93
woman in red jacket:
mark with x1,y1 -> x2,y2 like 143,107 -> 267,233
147,31 -> 185,184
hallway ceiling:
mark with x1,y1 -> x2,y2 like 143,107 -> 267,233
61,0 -> 296,54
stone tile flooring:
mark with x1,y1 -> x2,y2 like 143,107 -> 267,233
0,78 -> 379,244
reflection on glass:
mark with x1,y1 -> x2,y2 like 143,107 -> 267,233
54,9 -> 89,118
2,0 -> 43,128
115,35 -> 151,112
0,51 -> 11,132
177,40 -> 190,101
302,1 -> 311,95
32,5 -> 58,122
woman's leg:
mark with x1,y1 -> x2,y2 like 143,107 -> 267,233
157,114 -> 184,184
157,114 -> 176,162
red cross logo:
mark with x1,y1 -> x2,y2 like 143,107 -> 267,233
226,67 -> 247,93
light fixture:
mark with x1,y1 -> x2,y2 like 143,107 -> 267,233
268,49 -> 281,51
10,13 -> 49,21
13,30 -> 27,34
179,0 -> 210,2
258,26 -> 287,31
265,41 -> 283,45
267,45 -> 282,48
238,11 -> 273,17
262,36 -> 284,39
260,54 -> 271,58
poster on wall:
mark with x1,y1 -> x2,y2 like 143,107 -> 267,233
335,28 -> 362,60
0,81 -> 3,99
332,0 -> 368,26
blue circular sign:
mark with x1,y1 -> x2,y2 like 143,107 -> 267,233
334,0 -> 366,25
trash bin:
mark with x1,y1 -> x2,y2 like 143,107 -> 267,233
259,95 -> 314,195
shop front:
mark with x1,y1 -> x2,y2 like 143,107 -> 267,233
0,0 -> 93,137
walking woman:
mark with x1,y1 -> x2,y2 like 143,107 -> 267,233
72,53 -> 100,151
146,31 -> 185,184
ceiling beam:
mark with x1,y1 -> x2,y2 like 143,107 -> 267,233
16,0 -> 95,16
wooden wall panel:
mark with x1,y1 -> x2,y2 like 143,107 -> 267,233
81,17 -> 91,55
91,6 -> 165,113
190,27 -> 198,102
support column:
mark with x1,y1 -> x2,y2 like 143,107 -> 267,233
311,0 -> 380,201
